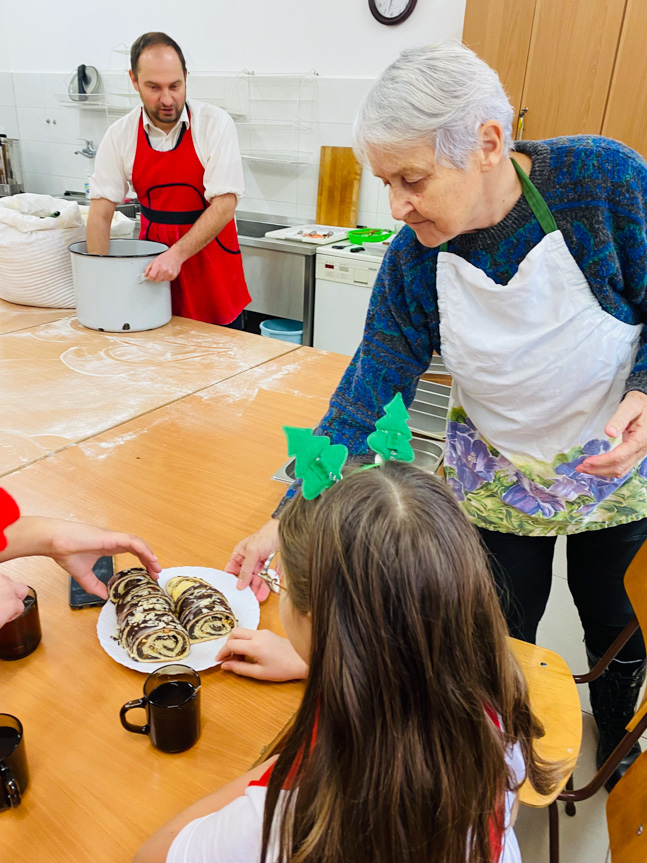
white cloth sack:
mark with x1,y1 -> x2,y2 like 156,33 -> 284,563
0,193 -> 86,308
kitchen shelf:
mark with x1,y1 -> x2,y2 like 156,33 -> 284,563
56,68 -> 318,166
240,149 -> 314,164
55,91 -> 136,116
233,71 -> 317,166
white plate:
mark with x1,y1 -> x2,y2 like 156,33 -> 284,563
263,224 -> 349,244
96,567 -> 260,673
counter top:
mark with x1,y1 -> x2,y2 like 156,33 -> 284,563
0,312 -> 301,477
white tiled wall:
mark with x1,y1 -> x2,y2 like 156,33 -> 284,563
0,70 -> 397,229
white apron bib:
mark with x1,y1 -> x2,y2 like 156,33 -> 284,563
437,160 -> 647,535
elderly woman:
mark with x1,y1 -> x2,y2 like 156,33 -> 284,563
227,42 -> 647,789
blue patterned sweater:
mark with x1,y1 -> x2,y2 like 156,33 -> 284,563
278,136 -> 647,508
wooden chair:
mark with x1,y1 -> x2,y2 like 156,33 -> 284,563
509,638 -> 582,863
516,540 -> 647,863
606,750 -> 647,863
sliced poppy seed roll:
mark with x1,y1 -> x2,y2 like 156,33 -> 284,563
165,576 -> 237,643
109,568 -> 190,662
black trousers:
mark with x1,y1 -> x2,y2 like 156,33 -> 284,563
479,519 -> 647,662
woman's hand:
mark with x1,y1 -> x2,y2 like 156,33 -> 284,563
578,391 -> 647,478
224,518 -> 281,601
0,573 -> 29,629
215,628 -> 309,682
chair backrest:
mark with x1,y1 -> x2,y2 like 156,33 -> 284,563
623,542 -> 647,732
624,540 -> 647,632
607,750 -> 647,863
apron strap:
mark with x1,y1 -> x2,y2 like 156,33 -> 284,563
439,156 -> 558,253
511,157 -> 558,235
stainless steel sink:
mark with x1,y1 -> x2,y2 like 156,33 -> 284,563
235,212 -> 316,345
236,219 -> 288,239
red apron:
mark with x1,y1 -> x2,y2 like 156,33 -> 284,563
132,110 -> 250,325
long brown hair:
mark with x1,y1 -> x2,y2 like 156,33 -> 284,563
263,461 -> 561,863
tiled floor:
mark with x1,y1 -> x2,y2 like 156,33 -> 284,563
514,536 -> 644,863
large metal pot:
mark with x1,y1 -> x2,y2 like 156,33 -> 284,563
69,239 -> 172,332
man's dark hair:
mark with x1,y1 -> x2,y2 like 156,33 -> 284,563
130,32 -> 187,77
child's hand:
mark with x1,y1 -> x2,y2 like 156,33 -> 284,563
0,572 -> 29,629
216,628 -> 309,682
47,520 -> 160,599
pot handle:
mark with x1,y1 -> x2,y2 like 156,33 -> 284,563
137,273 -> 168,285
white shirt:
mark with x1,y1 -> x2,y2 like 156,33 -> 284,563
166,742 -> 526,863
89,100 -> 245,205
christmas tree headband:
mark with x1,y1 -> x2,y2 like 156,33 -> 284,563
283,392 -> 414,501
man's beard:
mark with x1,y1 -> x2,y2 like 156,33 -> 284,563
150,102 -> 184,125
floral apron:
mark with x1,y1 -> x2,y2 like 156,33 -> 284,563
437,160 -> 647,535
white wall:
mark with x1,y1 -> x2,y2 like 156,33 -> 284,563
1,0 -> 465,75
0,0 -> 466,226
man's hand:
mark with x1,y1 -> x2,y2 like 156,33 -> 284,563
215,628 -> 308,681
224,518 -> 280,602
143,247 -> 185,282
0,573 -> 29,629
578,391 -> 647,478
143,192 -> 237,283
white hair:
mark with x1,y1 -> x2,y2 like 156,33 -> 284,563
353,42 -> 514,169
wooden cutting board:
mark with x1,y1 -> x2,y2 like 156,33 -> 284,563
315,146 -> 362,228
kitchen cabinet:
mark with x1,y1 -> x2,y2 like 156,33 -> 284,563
461,0 -> 536,125
463,0 -> 647,158
602,0 -> 647,154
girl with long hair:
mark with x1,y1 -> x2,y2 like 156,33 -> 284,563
134,461 -> 562,863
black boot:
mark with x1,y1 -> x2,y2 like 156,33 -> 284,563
587,649 -> 645,792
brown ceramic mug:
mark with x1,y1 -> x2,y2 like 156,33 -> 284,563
0,588 -> 42,661
0,715 -> 29,810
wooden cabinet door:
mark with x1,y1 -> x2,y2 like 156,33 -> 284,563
602,0 -> 647,158
519,0 -> 625,140
462,0 -> 538,119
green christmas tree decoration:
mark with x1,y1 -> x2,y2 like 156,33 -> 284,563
283,426 -> 349,500
366,392 -> 414,463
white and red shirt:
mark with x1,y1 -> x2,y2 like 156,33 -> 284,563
166,716 -> 525,863
90,100 -> 244,205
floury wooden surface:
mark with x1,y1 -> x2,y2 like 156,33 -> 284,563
0,347 -> 348,863
0,312 -> 299,477
0,298 -> 72,335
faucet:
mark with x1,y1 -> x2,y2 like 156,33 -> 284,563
75,139 -> 97,159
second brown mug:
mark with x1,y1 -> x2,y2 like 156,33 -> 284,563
120,664 -> 201,753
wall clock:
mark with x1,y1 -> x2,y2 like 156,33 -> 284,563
369,0 -> 418,26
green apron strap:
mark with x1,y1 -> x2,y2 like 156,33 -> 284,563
438,157 -> 556,252
511,157 -> 558,235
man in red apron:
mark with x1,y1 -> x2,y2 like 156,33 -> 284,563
87,32 -> 250,327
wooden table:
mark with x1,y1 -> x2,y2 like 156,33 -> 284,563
0,299 -> 582,858
0,299 -> 72,336
0,314 -> 299,477
0,309 -> 349,862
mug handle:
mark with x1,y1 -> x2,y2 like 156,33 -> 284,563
119,698 -> 150,735
0,762 -> 21,808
